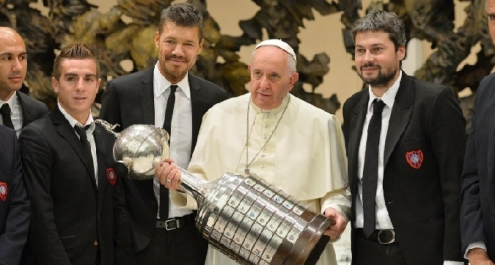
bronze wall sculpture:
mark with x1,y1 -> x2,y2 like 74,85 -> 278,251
0,0 -> 490,121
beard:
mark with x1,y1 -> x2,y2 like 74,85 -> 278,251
163,65 -> 187,80
158,55 -> 190,82
358,63 -> 398,87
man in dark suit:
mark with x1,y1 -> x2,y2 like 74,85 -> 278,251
19,43 -> 132,265
460,0 -> 495,263
342,9 -> 466,265
0,125 -> 29,265
99,3 -> 227,265
0,27 -> 47,136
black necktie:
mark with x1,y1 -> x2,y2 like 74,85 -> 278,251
362,99 -> 386,238
160,85 -> 177,220
74,125 -> 95,177
0,103 -> 14,130
163,85 -> 178,137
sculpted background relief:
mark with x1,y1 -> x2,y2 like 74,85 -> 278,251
0,0 -> 489,125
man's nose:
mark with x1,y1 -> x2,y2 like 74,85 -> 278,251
363,50 -> 374,62
11,58 -> 23,71
259,75 -> 271,88
75,78 -> 86,91
172,44 -> 185,56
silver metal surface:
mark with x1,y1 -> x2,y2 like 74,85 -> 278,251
96,119 -> 169,180
192,172 -> 334,265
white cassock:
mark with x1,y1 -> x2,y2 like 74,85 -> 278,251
171,93 -> 351,265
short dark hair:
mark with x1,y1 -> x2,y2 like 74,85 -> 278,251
158,3 -> 204,40
53,42 -> 99,79
351,9 -> 406,50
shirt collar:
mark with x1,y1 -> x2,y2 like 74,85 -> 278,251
250,93 -> 290,115
153,63 -> 191,99
57,102 -> 95,132
0,91 -> 18,109
367,71 -> 402,111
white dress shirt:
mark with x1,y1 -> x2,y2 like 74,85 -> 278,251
0,92 -> 23,136
152,64 -> 193,219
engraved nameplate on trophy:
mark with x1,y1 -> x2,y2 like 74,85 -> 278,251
190,172 -> 334,265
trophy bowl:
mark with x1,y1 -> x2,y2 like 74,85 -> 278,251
112,124 -> 169,180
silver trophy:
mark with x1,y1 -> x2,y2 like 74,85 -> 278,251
95,120 -> 170,180
96,119 -> 334,265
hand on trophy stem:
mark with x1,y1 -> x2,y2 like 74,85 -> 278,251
323,207 -> 347,240
155,158 -> 182,190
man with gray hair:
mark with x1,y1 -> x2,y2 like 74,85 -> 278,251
343,9 -> 465,265
156,38 -> 350,265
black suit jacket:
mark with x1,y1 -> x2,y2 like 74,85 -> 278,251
0,125 -> 30,265
343,73 -> 465,264
99,67 -> 227,252
17,91 -> 48,128
461,73 -> 495,260
19,106 -> 132,265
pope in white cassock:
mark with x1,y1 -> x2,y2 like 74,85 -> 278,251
156,39 -> 351,265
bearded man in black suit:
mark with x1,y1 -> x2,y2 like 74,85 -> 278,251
342,9 -> 465,265
99,3 -> 227,265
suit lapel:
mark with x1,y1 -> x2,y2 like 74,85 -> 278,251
189,74 -> 203,153
348,92 -> 369,191
140,67 -> 155,125
484,90 -> 495,179
17,92 -> 33,127
52,106 -> 98,190
383,74 -> 414,166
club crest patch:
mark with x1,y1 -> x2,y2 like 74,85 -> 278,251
106,168 -> 117,186
0,182 -> 7,201
406,150 -> 424,169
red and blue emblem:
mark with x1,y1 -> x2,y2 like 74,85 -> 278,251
406,150 -> 424,169
0,182 -> 7,201
106,168 -> 117,186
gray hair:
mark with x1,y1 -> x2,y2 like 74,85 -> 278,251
158,3 -> 204,40
351,9 -> 406,50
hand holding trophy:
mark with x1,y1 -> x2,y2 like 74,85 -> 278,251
96,119 -> 334,265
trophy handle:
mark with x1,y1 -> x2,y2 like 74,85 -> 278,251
116,158 -> 132,173
95,119 -> 121,138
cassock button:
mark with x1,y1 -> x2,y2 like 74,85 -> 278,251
94,240 -> 99,246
